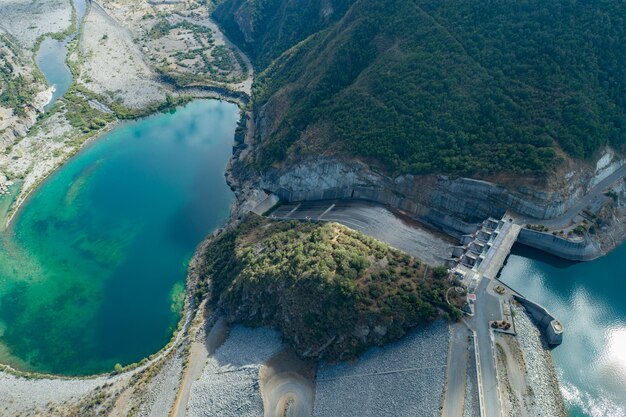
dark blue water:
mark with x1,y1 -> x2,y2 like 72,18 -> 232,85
500,244 -> 626,417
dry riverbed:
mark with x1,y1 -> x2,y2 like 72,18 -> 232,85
79,2 -> 168,110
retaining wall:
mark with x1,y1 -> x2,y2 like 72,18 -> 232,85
517,228 -> 602,261
514,295 -> 563,347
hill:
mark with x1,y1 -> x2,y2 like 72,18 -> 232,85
215,0 -> 625,177
196,215 -> 462,360
213,0 -> 355,70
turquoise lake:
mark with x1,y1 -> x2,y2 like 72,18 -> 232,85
0,100 -> 237,375
500,243 -> 626,417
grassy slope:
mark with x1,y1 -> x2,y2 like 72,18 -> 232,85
217,0 -> 625,177
197,215 -> 462,360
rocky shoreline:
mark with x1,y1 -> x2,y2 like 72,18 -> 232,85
510,304 -> 568,417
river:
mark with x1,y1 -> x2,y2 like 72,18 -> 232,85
0,99 -> 237,375
500,243 -> 626,417
36,0 -> 86,111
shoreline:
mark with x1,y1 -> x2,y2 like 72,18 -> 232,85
0,0 -> 252,382
3,120 -> 117,228
0,95 -> 246,379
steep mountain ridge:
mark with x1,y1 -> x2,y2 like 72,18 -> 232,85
213,0 -> 355,69
216,0 -> 625,178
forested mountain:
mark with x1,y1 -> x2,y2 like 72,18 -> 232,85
213,0 -> 356,69
215,0 -> 625,177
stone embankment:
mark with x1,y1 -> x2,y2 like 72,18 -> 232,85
513,296 -> 563,347
511,304 -> 568,417
187,326 -> 283,417
313,320 -> 449,417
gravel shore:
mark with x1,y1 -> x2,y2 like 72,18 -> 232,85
187,326 -> 283,417
0,372 -> 108,416
79,2 -> 167,109
137,350 -> 183,417
313,320 -> 449,417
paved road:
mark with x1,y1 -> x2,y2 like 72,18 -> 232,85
516,164 -> 626,228
478,222 -> 521,279
473,278 -> 503,417
441,322 -> 471,417
270,200 -> 455,265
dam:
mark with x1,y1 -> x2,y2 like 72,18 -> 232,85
266,198 -> 565,417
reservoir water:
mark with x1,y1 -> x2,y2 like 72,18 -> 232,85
500,243 -> 626,417
35,0 -> 86,110
36,38 -> 73,110
0,100 -> 238,375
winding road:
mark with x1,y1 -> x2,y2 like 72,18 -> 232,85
515,164 -> 626,228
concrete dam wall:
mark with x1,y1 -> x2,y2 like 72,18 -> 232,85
514,295 -> 563,347
517,228 -> 603,261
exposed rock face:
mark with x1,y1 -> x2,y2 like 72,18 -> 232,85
0,88 -> 51,149
258,150 -> 625,260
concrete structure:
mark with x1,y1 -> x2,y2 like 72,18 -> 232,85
513,295 -> 564,347
517,228 -> 602,261
250,192 -> 279,215
447,213 -> 561,417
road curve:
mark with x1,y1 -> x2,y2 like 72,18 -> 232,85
516,164 -> 626,228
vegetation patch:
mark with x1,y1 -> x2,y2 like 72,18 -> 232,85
0,35 -> 39,117
198,214 -> 463,360
62,87 -> 115,133
145,18 -> 247,87
220,0 -> 625,177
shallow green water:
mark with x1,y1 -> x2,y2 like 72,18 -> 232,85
500,243 -> 626,417
0,100 -> 237,375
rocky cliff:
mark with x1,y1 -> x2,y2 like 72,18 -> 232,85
254,148 -> 626,259
261,150 -> 623,224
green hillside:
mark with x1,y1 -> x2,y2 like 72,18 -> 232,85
197,215 -> 462,360
216,0 -> 625,177
213,0 -> 355,69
